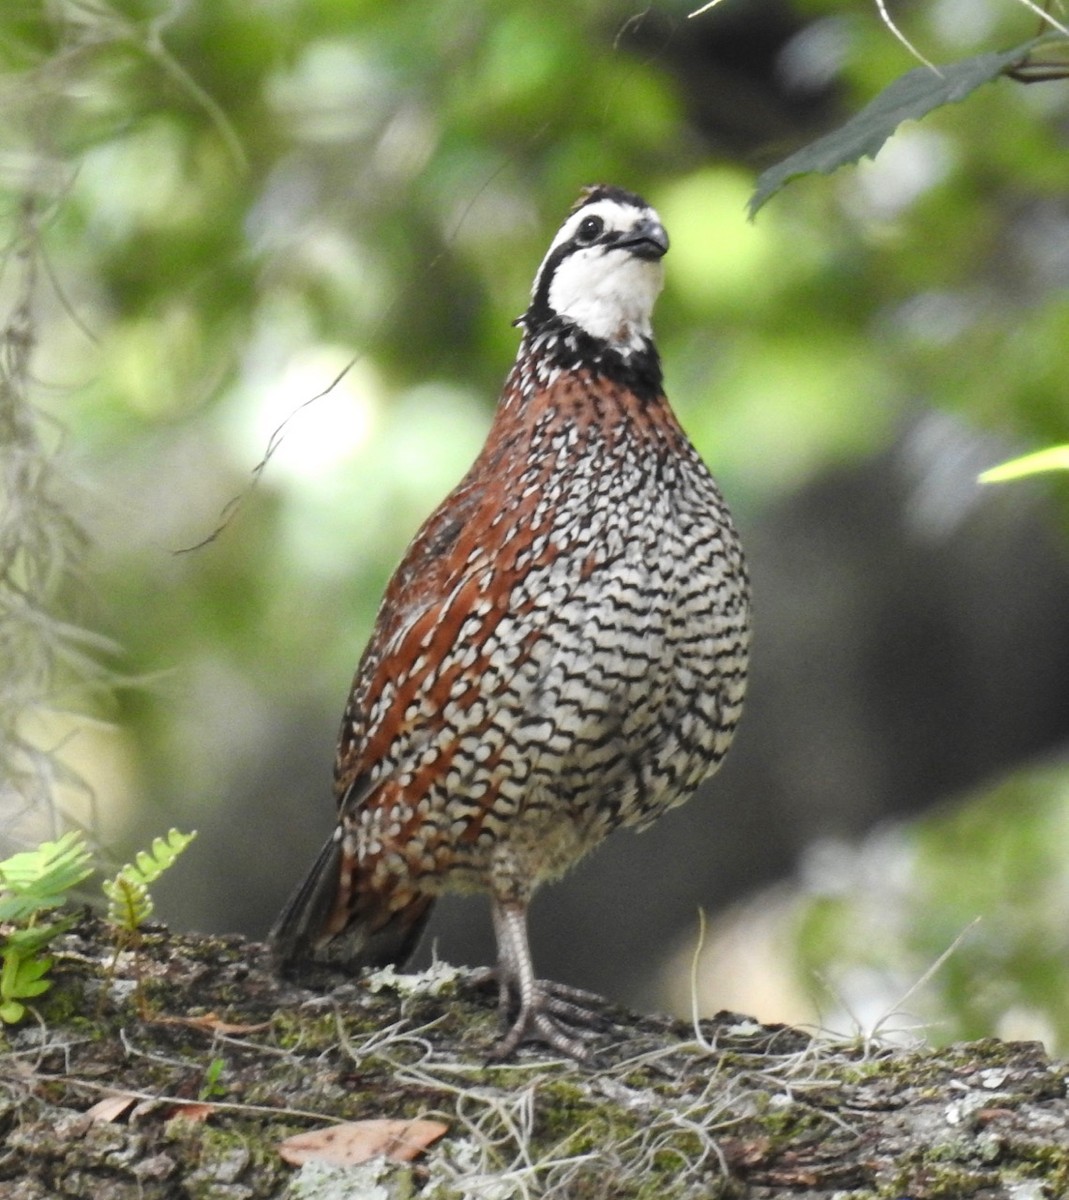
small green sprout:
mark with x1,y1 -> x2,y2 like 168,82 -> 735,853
199,1055 -> 227,1101
102,828 -> 198,936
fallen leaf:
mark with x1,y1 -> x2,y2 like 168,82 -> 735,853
164,1102 -> 216,1123
85,1094 -> 138,1124
279,1118 -> 448,1166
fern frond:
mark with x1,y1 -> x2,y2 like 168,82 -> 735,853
128,828 -> 198,887
0,831 -> 94,923
102,829 -> 196,934
102,873 -> 154,933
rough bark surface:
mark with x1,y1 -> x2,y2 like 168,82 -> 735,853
2,911 -> 1067,1199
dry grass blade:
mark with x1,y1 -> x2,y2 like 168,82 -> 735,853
873,0 -> 940,73
1011,0 -> 1069,37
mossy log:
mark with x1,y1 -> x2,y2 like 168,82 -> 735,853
2,910 -> 1067,1199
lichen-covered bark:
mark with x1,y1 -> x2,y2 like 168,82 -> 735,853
2,910 -> 1067,1199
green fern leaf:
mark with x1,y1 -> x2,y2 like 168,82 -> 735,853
126,829 -> 198,887
102,829 -> 196,934
0,831 -> 94,922
102,873 -> 154,932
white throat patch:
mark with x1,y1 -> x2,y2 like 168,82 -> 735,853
547,251 -> 663,352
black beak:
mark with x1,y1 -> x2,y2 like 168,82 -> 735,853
618,217 -> 669,260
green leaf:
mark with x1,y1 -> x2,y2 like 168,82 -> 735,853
2,917 -> 74,957
126,828 -> 198,887
15,980 -> 51,999
1,951 -> 19,998
0,831 -> 94,922
13,955 -> 53,988
748,37 -> 1045,217
102,828 -> 196,934
0,893 -> 59,923
0,831 -> 90,886
0,999 -> 26,1024
0,947 -> 53,1018
199,1055 -> 227,1100
979,444 -> 1069,483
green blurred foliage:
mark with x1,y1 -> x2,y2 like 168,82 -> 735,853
2,0 -> 1068,1035
795,762 -> 1069,1052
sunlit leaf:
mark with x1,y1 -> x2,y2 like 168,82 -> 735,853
979,444 -> 1069,483
0,832 -> 94,918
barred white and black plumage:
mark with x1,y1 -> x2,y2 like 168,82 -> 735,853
271,185 -> 751,1059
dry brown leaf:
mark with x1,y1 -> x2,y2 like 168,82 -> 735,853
85,1094 -> 138,1124
279,1118 -> 448,1166
164,1101 -> 216,1123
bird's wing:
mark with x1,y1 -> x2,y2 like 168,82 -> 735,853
330,454 -> 554,829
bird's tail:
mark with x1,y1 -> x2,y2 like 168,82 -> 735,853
270,831 -> 435,976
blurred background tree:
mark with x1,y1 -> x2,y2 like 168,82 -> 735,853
2,0 -> 1068,1047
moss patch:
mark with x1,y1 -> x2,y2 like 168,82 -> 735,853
3,912 -> 1069,1198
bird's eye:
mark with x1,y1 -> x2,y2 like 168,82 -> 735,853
575,215 -> 604,244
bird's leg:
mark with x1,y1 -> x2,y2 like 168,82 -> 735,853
488,896 -> 605,1061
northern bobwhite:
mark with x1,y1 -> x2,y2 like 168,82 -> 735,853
271,185 -> 751,1059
